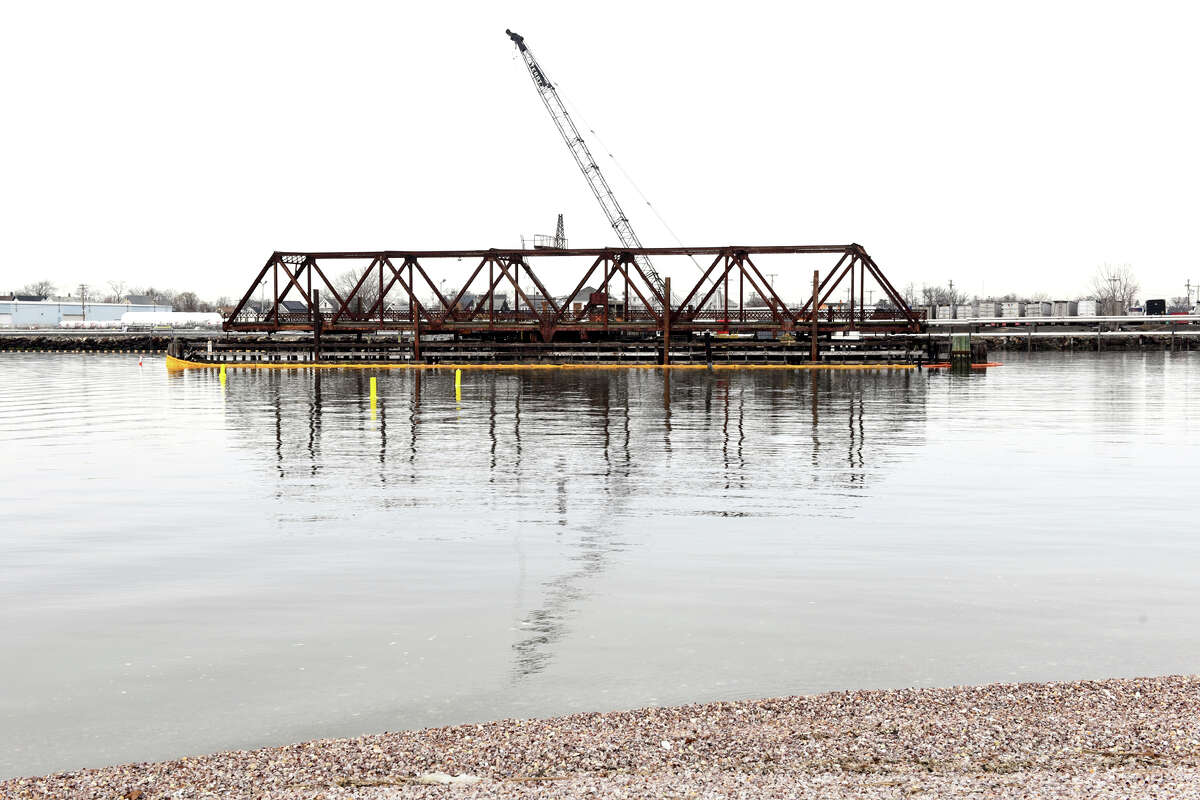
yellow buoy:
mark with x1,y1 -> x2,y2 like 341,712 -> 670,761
219,364 -> 227,383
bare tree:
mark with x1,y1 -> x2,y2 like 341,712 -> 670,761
944,283 -> 968,306
106,280 -> 127,303
19,280 -> 56,298
131,286 -> 163,304
920,284 -> 967,306
334,266 -> 380,317
174,291 -> 200,312
137,286 -> 177,306
1090,263 -> 1139,308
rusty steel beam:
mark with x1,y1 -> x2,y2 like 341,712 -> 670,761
269,245 -> 858,260
224,244 -> 924,340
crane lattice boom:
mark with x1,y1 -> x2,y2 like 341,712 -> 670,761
506,29 -> 669,305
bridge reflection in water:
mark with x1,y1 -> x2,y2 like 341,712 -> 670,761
218,367 -> 927,681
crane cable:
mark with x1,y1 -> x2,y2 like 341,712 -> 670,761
557,93 -> 719,297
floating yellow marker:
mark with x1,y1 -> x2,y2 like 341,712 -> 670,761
219,364 -> 227,384
454,368 -> 462,403
369,376 -> 378,410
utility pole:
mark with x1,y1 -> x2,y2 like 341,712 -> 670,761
764,273 -> 778,310
78,283 -> 88,321
948,279 -> 955,319
1186,279 -> 1195,308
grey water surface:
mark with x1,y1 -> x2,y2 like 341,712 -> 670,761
1,351 -> 1197,778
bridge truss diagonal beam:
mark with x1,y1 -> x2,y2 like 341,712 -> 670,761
224,244 -> 924,340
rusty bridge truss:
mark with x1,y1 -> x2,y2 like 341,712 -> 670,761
225,244 -> 923,342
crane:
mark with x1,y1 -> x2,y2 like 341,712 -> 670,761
506,29 -> 670,305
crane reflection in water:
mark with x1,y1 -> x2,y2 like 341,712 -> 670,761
219,366 -> 928,681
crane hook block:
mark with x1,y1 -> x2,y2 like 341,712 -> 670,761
505,29 -> 528,52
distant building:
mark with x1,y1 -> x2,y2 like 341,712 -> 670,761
512,291 -> 551,313
0,299 -> 172,328
566,285 -> 599,306
1052,300 -> 1078,317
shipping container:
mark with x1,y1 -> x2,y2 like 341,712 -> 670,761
1051,300 -> 1078,317
956,304 -> 974,319
976,301 -> 1000,317
1025,302 -> 1053,317
1076,299 -> 1099,316
937,304 -> 954,319
1000,302 -> 1025,318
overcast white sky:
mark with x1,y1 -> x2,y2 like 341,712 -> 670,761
2,1 -> 1197,304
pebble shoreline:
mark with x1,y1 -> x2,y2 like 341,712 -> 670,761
4,675 -> 1199,799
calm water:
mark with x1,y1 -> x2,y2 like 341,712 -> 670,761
1,351 -> 1198,777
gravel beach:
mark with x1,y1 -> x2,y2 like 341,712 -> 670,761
4,675 -> 1198,799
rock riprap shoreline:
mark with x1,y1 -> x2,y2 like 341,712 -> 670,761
4,675 -> 1199,799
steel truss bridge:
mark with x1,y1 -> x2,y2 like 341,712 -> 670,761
225,244 -> 923,342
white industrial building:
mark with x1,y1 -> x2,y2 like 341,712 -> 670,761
0,299 -> 172,328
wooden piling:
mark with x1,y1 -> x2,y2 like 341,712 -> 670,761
662,276 -> 671,366
810,270 -> 819,362
413,312 -> 421,362
312,289 -> 322,362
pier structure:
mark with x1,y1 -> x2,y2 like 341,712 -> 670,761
218,244 -> 921,364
